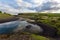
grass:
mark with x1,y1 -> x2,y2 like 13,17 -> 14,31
0,13 -> 11,17
0,13 -> 13,19
31,34 -> 49,40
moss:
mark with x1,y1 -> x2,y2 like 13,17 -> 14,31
31,34 -> 50,40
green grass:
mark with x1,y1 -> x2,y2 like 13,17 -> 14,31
0,13 -> 13,19
31,34 -> 49,40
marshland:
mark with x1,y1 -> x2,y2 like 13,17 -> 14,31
0,12 -> 60,40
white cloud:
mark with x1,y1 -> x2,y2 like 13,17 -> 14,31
0,2 -> 20,15
54,0 -> 60,3
14,0 -> 60,13
43,0 -> 60,13
19,8 -> 36,13
16,0 -> 44,8
0,0 -> 60,15
15,0 -> 37,13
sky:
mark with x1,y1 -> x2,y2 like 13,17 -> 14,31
0,0 -> 60,15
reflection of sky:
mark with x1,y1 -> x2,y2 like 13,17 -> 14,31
0,0 -> 60,15
0,21 -> 19,34
0,20 -> 43,34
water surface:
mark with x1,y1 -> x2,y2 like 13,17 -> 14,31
0,20 -> 43,34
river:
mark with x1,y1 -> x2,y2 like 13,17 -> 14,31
0,20 -> 43,34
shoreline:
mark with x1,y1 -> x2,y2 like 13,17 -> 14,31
0,17 -> 19,23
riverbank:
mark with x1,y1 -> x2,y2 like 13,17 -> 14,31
0,13 -> 19,23
0,32 -> 50,40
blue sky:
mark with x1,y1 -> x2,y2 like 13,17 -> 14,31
0,0 -> 19,9
0,0 -> 60,15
